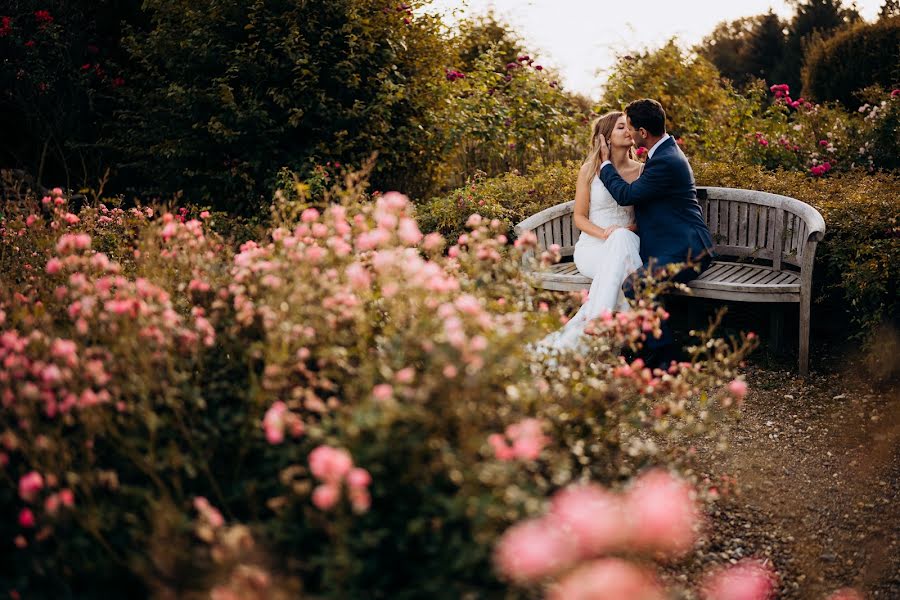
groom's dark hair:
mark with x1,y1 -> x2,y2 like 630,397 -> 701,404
625,99 -> 666,136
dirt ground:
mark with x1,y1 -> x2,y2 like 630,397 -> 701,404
673,352 -> 900,599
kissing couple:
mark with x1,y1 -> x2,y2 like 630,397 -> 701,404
539,98 -> 714,369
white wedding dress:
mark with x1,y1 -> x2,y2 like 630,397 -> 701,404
538,173 -> 643,353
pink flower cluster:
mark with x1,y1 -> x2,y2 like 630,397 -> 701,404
1,329 -> 111,417
261,401 -> 304,444
494,470 -> 699,587
193,496 -> 226,543
488,418 -> 549,461
810,161 -> 832,177
309,445 -> 372,513
194,496 -> 225,528
585,304 -> 667,349
769,84 -> 805,109
445,68 -> 466,82
45,229 -> 215,349
14,470 -> 74,531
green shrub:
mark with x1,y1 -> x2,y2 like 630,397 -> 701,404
802,17 -> 900,108
438,47 -> 587,189
109,0 -> 454,212
415,161 -> 579,241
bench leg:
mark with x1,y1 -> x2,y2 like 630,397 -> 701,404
799,292 -> 811,376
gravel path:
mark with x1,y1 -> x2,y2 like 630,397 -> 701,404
679,363 -> 899,598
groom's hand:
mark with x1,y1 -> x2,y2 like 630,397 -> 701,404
598,134 -> 610,163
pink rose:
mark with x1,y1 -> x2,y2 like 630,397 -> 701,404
262,401 -> 288,445
348,487 -> 371,513
18,471 -> 44,502
312,483 -> 340,510
58,488 -> 74,507
494,517 -> 578,583
44,493 -> 61,516
372,384 -> 393,403
394,367 -> 415,384
702,559 -> 777,600
728,379 -> 748,401
488,433 -> 515,461
309,445 -> 353,482
550,484 -> 628,557
550,558 -> 665,600
397,218 -> 423,245
45,258 -> 62,274
624,469 -> 699,556
18,508 -> 36,528
825,589 -> 864,600
346,467 -> 372,489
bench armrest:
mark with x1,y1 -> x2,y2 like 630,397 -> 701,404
513,200 -> 575,237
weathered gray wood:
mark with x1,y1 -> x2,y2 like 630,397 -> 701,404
738,203 -> 750,247
514,186 -> 826,375
671,287 -> 800,303
772,208 -> 785,271
748,204 -> 760,250
757,207 -> 769,249
561,214 -> 573,248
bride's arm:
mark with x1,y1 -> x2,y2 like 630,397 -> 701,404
573,165 -> 611,239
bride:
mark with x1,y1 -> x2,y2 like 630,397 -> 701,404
539,111 -> 644,352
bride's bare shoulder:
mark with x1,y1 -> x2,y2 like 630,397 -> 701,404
577,162 -> 594,180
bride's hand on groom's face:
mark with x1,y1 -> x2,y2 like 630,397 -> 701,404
598,134 -> 610,163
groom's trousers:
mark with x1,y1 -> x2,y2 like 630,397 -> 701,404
622,255 -> 713,353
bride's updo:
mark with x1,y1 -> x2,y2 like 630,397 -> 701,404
584,110 -> 636,178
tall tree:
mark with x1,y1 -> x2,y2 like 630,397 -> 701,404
697,12 -> 786,88
880,0 -> 900,19
745,12 -> 787,84
773,0 -> 861,92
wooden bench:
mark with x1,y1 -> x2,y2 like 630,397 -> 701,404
513,187 -> 826,375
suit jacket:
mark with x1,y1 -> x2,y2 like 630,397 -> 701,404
599,137 -> 714,268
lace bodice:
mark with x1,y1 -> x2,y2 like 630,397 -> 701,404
585,174 -> 634,231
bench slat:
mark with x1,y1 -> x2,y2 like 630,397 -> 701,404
704,263 -> 744,281
561,214 -> 572,248
757,206 -> 769,250
738,202 -> 749,247
748,204 -> 760,251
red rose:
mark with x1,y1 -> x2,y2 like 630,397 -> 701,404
34,10 -> 53,25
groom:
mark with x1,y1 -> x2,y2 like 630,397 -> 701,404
598,98 -> 714,368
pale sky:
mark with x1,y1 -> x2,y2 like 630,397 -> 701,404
422,0 -> 884,99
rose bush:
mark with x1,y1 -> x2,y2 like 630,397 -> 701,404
1,175 -> 757,597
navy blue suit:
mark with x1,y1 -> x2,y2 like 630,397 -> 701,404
599,136 -> 714,359
599,136 -> 713,269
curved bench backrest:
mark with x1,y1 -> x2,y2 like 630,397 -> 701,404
514,187 -> 825,270
698,187 -> 826,270
524,200 -> 580,258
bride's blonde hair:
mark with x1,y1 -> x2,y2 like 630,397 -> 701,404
584,110 -> 636,179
